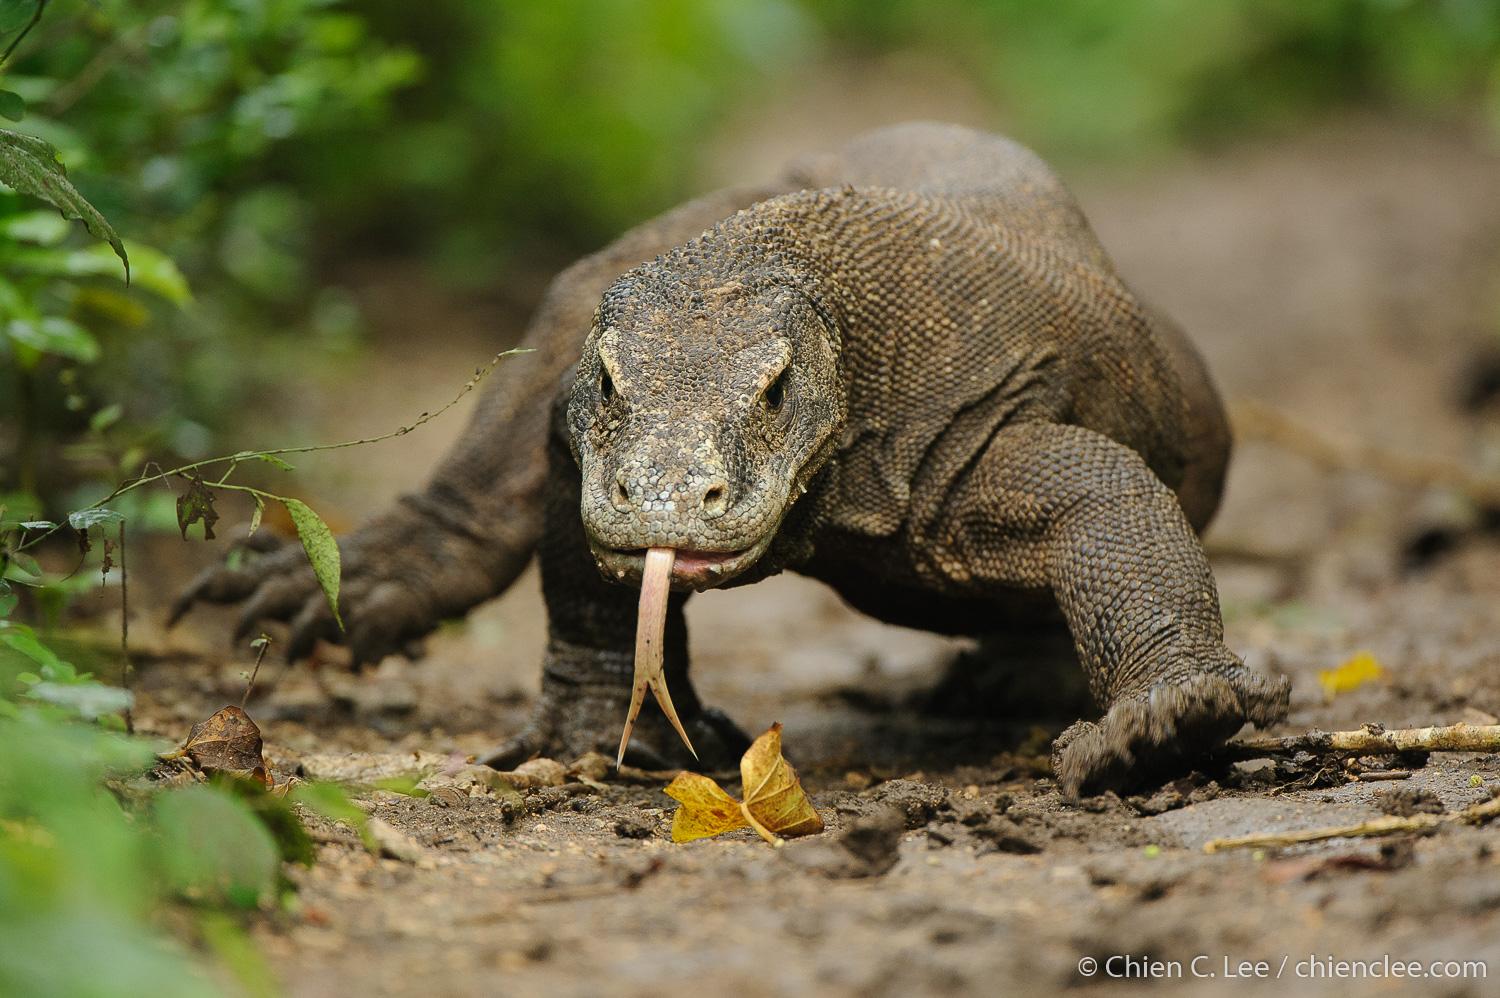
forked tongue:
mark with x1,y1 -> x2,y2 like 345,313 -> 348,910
616,546 -> 697,767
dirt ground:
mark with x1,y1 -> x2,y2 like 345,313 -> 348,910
113,113 -> 1500,997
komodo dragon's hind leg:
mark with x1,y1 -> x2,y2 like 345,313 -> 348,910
921,421 -> 1289,797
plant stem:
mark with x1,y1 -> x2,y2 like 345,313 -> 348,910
118,520 -> 131,733
0,0 -> 48,67
241,636 -> 270,708
19,349 -> 522,551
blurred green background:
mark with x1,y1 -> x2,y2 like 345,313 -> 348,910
3,0 -> 1500,511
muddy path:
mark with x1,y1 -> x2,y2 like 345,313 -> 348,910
112,116 -> 1500,997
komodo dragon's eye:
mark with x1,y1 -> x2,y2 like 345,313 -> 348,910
598,366 -> 615,404
764,366 -> 789,414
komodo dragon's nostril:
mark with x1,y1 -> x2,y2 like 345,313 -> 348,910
700,481 -> 728,517
613,473 -> 634,512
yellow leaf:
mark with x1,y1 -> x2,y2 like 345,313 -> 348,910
1318,651 -> 1386,700
739,723 -> 824,844
663,723 -> 824,846
665,772 -> 748,843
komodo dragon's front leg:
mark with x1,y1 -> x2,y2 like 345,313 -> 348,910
925,421 -> 1289,797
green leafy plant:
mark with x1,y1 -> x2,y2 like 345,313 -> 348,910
0,128 -> 126,272
0,0 -> 419,508
0,8 -> 430,992
0,584 -> 273,996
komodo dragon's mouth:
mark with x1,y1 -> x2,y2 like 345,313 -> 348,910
594,546 -> 750,585
592,544 -> 761,589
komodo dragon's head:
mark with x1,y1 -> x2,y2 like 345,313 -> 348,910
567,267 -> 846,594
567,254 -> 848,763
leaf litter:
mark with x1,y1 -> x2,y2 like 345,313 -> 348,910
165,705 -> 272,788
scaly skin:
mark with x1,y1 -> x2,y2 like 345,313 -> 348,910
176,123 -> 1289,797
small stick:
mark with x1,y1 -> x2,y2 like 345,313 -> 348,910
1204,794 -> 1500,853
118,521 -> 132,734
1233,400 -> 1500,506
1354,770 -> 1412,782
241,635 -> 272,708
1224,722 -> 1500,761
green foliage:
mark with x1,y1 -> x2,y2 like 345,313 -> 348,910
152,785 -> 280,907
0,127 -> 126,274
0,587 -> 365,996
805,0 -> 1500,157
0,611 -> 228,994
289,779 -> 374,850
0,0 -> 418,506
281,497 -> 342,630
299,0 -> 1500,283
318,0 -> 813,276
0,710 -> 219,998
7,0 -> 1500,508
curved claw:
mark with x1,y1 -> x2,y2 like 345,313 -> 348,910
1052,666 -> 1290,798
167,540 -> 303,628
480,730 -> 542,771
169,565 -> 257,627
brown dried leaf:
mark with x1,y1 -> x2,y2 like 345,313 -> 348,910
176,474 -> 219,541
182,705 -> 270,787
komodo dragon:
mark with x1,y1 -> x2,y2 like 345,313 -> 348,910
173,122 -> 1290,796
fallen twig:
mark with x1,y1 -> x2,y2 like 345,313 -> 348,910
1224,722 -> 1500,761
241,635 -> 271,708
1233,400 -> 1500,506
1203,794 -> 1500,853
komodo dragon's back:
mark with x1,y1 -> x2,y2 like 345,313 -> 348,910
792,122 -> 1112,273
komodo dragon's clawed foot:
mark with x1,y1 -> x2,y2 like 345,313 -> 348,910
481,686 -> 750,772
169,503 -> 508,667
1051,665 -> 1290,799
